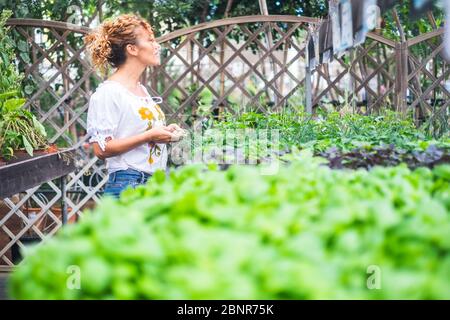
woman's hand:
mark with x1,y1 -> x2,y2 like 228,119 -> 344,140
146,127 -> 176,143
165,123 -> 187,142
165,123 -> 182,132
91,127 -> 177,160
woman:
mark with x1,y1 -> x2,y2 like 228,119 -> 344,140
85,14 -> 181,198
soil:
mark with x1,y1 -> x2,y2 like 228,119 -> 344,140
0,144 -> 59,167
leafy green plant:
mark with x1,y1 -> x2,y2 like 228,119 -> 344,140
0,9 -> 48,161
217,110 -> 440,151
0,10 -> 23,93
0,90 -> 47,160
196,110 -> 449,169
9,151 -> 450,299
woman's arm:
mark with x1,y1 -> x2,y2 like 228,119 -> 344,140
92,127 -> 175,160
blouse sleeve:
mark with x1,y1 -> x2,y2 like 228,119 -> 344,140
86,87 -> 120,152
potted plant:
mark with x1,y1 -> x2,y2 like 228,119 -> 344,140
0,9 -> 53,165
0,90 -> 50,163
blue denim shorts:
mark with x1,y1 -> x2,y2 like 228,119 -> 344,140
104,168 -> 151,199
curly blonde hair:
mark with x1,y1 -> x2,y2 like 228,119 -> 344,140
84,13 -> 154,73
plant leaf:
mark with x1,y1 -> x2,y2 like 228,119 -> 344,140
6,147 -> 14,157
32,116 -> 47,137
0,90 -> 19,102
3,98 -> 26,112
19,52 -> 30,64
0,51 -> 10,67
24,84 -> 34,95
17,40 -> 28,52
22,136 -> 33,157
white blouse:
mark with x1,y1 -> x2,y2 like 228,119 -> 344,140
87,80 -> 168,175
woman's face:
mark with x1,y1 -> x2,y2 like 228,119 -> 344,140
133,26 -> 161,67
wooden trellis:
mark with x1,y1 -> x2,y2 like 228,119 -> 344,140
143,15 -> 320,123
1,15 -> 448,270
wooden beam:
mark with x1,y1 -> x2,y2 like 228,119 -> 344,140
0,149 -> 76,199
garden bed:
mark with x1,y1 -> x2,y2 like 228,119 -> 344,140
0,147 -> 76,199
191,111 -> 450,170
0,144 -> 59,167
